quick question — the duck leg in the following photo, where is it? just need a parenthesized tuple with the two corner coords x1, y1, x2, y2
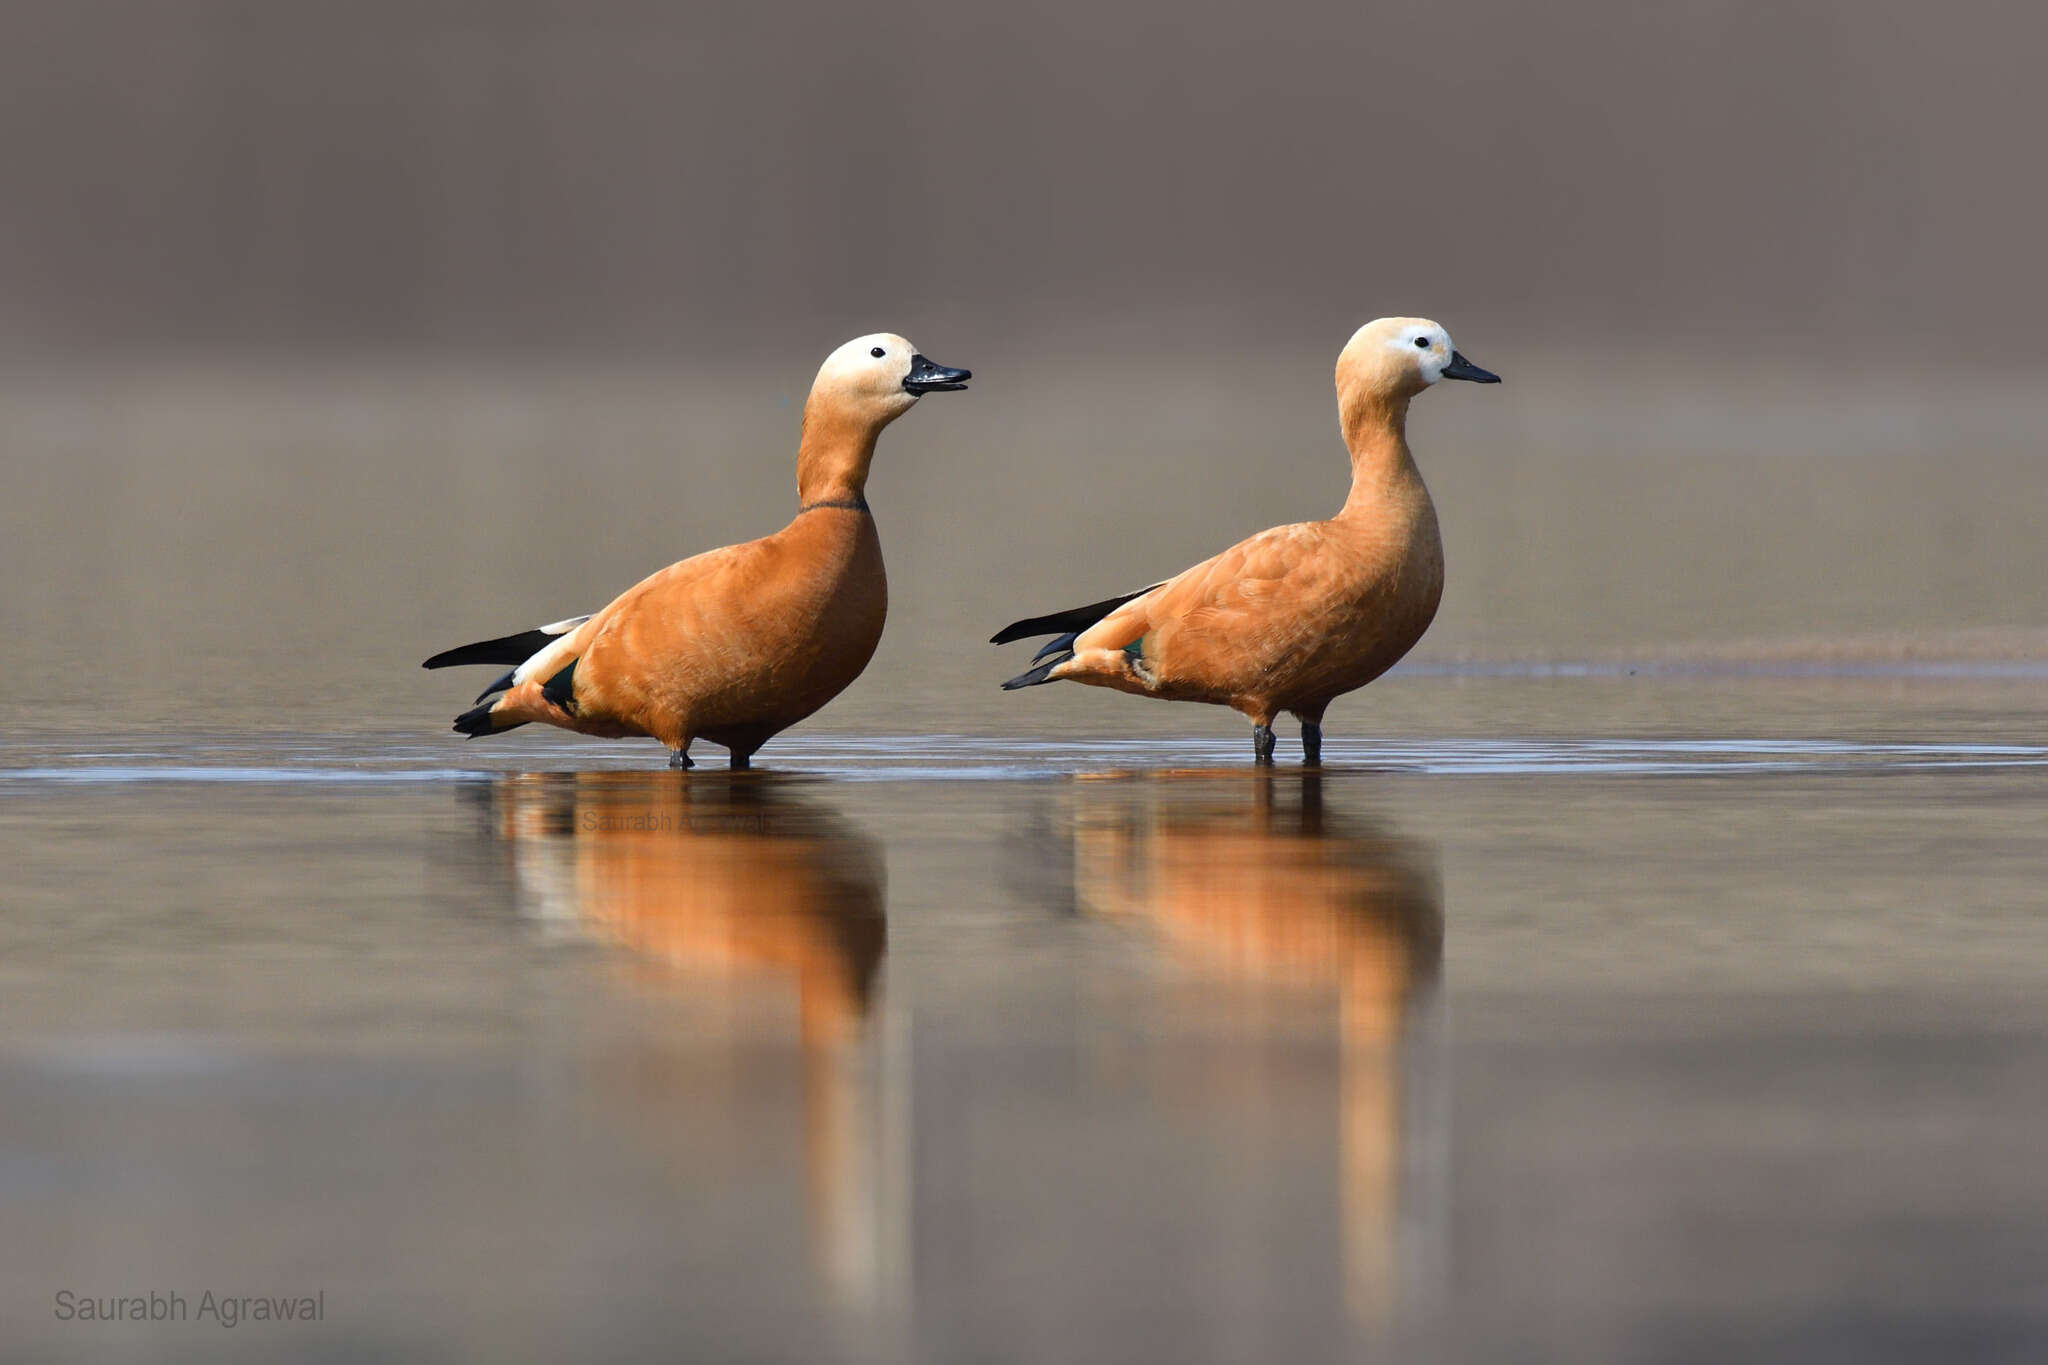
(1301, 722, 1323, 768)
(668, 747, 694, 770)
(729, 750, 752, 771)
(1252, 724, 1277, 765)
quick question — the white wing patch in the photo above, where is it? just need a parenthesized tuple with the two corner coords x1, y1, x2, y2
(512, 615, 594, 686)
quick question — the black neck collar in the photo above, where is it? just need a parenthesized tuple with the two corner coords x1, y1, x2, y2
(799, 495, 870, 514)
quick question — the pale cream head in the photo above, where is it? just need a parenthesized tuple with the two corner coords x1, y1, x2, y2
(1338, 317, 1448, 397)
(808, 333, 971, 430)
(1335, 316, 1499, 402)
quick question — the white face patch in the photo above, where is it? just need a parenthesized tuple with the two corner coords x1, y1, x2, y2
(1386, 324, 1453, 384)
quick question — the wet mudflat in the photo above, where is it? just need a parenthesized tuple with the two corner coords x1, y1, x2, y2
(3, 683, 2045, 1363)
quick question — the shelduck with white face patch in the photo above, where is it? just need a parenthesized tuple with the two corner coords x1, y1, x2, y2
(423, 332, 970, 769)
(992, 316, 1498, 765)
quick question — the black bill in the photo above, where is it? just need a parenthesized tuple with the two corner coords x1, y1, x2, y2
(1440, 350, 1501, 384)
(904, 353, 972, 394)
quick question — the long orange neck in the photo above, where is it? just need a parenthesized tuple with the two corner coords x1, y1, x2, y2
(1338, 388, 1420, 516)
(795, 401, 881, 508)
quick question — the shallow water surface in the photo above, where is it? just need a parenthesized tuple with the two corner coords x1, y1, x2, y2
(2, 712, 2045, 1362)
(5, 360, 2047, 1358)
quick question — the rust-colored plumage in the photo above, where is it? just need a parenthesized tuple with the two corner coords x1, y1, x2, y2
(425, 334, 969, 768)
(994, 317, 1498, 764)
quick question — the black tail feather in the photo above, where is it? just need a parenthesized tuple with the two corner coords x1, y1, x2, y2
(989, 583, 1164, 646)
(1002, 651, 1073, 690)
(424, 629, 559, 670)
(1031, 631, 1079, 664)
(473, 670, 516, 703)
(452, 701, 523, 738)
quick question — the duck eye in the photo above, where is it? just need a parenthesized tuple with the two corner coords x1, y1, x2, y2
(870, 347, 886, 358)
(1415, 337, 1430, 349)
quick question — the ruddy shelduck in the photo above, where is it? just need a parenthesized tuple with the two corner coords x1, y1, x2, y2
(424, 334, 970, 768)
(992, 317, 1497, 764)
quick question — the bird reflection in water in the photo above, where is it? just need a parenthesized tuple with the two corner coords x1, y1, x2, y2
(481, 772, 899, 1315)
(1068, 770, 1444, 1334)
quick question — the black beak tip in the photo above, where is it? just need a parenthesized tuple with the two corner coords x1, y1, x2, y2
(904, 353, 972, 395)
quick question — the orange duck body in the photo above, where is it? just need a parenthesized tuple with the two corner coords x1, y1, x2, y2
(994, 317, 1497, 764)
(425, 334, 968, 769)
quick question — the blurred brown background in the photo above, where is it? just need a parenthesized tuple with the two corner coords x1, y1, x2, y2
(4, 0, 2043, 362)
(2, 0, 2044, 738)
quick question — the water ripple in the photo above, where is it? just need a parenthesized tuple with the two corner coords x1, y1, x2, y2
(2, 735, 2045, 785)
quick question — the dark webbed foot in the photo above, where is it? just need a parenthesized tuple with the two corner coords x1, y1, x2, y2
(669, 749, 694, 770)
(1252, 724, 1276, 765)
(1302, 721, 1322, 767)
(729, 752, 752, 771)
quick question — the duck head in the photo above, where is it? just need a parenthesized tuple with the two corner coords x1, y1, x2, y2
(1336, 317, 1499, 405)
(798, 333, 971, 505)
(808, 332, 971, 432)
